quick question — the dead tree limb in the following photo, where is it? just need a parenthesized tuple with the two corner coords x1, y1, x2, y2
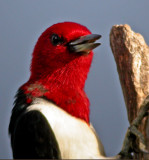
(110, 24, 149, 159)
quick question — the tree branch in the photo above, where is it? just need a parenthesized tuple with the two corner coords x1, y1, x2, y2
(110, 24, 149, 159)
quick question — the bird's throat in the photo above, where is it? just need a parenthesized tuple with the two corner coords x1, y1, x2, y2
(23, 54, 93, 124)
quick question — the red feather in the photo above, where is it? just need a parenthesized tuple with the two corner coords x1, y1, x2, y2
(22, 22, 94, 124)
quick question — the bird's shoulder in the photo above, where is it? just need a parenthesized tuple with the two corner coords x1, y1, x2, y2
(9, 89, 61, 158)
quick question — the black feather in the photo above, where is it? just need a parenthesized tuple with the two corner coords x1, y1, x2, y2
(9, 89, 61, 159)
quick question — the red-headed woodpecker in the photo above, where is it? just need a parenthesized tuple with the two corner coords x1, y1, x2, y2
(9, 22, 106, 159)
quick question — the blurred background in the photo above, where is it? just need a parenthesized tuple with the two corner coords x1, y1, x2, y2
(0, 0, 149, 158)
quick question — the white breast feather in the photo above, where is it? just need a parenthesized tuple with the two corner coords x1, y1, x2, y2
(27, 98, 106, 159)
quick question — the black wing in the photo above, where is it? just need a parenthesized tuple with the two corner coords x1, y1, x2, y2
(9, 89, 61, 159)
(12, 110, 61, 159)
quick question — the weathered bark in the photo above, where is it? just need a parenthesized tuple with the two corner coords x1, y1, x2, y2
(110, 24, 149, 159)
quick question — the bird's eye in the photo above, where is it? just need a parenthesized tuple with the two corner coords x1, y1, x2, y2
(51, 34, 63, 46)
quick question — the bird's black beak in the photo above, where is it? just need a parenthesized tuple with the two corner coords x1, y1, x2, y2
(68, 34, 101, 55)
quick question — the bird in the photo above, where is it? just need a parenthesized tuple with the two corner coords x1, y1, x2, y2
(9, 21, 107, 159)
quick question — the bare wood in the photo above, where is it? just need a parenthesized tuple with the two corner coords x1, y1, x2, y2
(110, 24, 149, 159)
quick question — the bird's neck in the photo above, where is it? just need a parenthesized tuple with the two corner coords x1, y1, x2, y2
(22, 54, 93, 124)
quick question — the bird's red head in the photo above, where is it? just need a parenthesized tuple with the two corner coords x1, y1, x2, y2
(22, 22, 101, 123)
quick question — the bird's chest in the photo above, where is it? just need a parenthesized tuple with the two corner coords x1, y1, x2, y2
(27, 98, 104, 159)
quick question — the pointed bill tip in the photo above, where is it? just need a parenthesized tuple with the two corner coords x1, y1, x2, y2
(68, 34, 101, 54)
(69, 34, 102, 45)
